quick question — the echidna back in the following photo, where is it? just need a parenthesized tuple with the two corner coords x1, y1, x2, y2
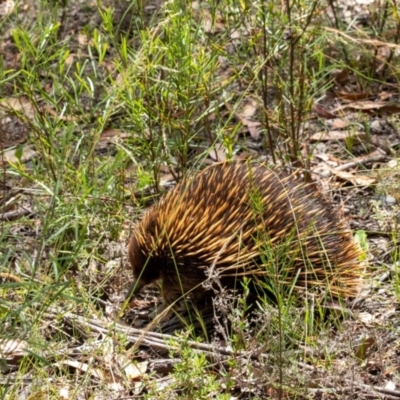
(128, 163, 363, 305)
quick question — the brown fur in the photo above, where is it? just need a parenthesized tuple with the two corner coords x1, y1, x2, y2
(127, 163, 364, 308)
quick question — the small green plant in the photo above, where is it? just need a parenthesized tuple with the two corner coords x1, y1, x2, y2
(143, 331, 224, 399)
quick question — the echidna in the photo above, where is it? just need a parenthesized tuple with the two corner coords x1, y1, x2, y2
(127, 163, 363, 312)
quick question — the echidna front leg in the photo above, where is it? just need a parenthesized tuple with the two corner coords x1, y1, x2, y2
(146, 284, 181, 320)
(148, 280, 203, 320)
(125, 277, 148, 302)
(125, 278, 173, 320)
(146, 290, 180, 320)
(147, 301, 172, 320)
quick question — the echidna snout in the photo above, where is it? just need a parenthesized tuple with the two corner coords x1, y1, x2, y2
(126, 163, 363, 311)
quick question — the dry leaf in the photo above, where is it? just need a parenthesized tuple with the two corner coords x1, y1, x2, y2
(55, 360, 105, 380)
(0, 339, 27, 372)
(355, 337, 376, 361)
(310, 130, 363, 142)
(329, 118, 349, 129)
(0, 96, 35, 119)
(58, 386, 71, 400)
(78, 34, 88, 47)
(384, 381, 396, 391)
(210, 142, 227, 162)
(330, 169, 376, 186)
(233, 151, 248, 161)
(334, 100, 400, 114)
(107, 382, 125, 392)
(3, 145, 38, 163)
(336, 91, 370, 101)
(159, 173, 176, 188)
(240, 102, 257, 118)
(330, 68, 348, 85)
(234, 100, 261, 139)
(312, 104, 336, 119)
(100, 128, 128, 142)
(0, 339, 27, 359)
(65, 54, 75, 66)
(246, 120, 262, 139)
(0, 272, 23, 282)
(358, 312, 375, 325)
(0, 0, 15, 16)
(235, 114, 261, 139)
(356, 0, 375, 5)
(101, 337, 114, 365)
(123, 360, 148, 380)
(44, 105, 77, 121)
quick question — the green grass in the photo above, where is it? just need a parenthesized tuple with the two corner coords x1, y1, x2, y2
(1, 0, 400, 398)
